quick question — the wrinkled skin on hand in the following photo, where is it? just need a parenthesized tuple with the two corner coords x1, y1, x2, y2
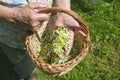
(14, 2, 49, 31)
(55, 13, 86, 56)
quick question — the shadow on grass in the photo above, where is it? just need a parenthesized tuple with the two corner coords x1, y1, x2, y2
(0, 47, 20, 80)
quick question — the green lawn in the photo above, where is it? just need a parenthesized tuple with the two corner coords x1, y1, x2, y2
(0, 0, 120, 80)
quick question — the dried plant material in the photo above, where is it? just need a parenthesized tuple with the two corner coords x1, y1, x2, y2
(36, 26, 72, 64)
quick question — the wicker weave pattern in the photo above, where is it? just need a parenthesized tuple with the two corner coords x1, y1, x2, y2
(26, 7, 90, 76)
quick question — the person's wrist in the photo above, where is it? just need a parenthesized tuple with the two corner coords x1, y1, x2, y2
(57, 12, 70, 19)
(56, 0, 71, 10)
(13, 8, 22, 22)
(4, 8, 18, 22)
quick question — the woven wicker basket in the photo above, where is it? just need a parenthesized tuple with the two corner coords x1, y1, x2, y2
(26, 7, 90, 76)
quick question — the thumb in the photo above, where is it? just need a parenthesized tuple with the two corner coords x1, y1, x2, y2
(78, 30, 86, 37)
(74, 27, 86, 37)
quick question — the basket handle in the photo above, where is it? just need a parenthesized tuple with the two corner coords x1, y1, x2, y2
(38, 7, 89, 35)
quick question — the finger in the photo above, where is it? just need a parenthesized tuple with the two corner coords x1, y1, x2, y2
(29, 2, 47, 9)
(78, 30, 86, 37)
(65, 30, 74, 56)
(35, 13, 49, 21)
(74, 26, 86, 37)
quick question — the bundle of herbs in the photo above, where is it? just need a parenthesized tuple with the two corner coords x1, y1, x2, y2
(36, 26, 73, 64)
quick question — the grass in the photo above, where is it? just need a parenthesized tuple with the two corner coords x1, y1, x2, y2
(0, 0, 120, 80)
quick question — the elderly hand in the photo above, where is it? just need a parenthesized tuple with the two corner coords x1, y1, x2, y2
(14, 2, 49, 31)
(55, 13, 86, 56)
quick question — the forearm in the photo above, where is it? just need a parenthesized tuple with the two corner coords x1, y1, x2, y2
(0, 5, 16, 22)
(56, 0, 71, 10)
